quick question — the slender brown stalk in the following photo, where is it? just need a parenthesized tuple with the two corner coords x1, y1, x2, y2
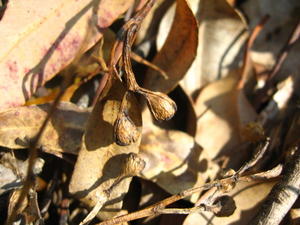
(92, 0, 156, 104)
(131, 52, 168, 79)
(96, 186, 204, 225)
(238, 15, 270, 89)
(254, 19, 300, 108)
(97, 166, 281, 225)
(268, 20, 300, 80)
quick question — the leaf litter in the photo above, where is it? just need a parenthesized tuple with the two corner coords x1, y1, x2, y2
(0, 0, 300, 225)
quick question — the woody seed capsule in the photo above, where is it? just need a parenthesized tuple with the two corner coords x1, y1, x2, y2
(122, 153, 146, 176)
(114, 112, 139, 146)
(141, 90, 177, 121)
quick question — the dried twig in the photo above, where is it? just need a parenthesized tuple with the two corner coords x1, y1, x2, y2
(250, 146, 300, 225)
(236, 137, 270, 175)
(268, 20, 300, 80)
(79, 193, 108, 225)
(97, 138, 279, 225)
(131, 52, 168, 79)
(96, 170, 280, 225)
(254, 19, 300, 108)
(238, 15, 270, 89)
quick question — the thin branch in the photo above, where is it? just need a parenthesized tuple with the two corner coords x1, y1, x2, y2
(97, 167, 281, 225)
(254, 19, 300, 108)
(238, 15, 270, 89)
(156, 205, 208, 215)
(250, 146, 300, 225)
(96, 186, 203, 225)
(236, 137, 270, 175)
(268, 20, 300, 80)
(92, 0, 156, 104)
(131, 52, 168, 79)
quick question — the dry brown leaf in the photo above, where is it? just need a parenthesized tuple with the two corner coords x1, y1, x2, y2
(140, 126, 219, 203)
(7, 189, 29, 222)
(183, 180, 275, 225)
(69, 78, 142, 220)
(182, 0, 247, 95)
(25, 81, 86, 106)
(0, 0, 133, 110)
(25, 29, 116, 106)
(0, 102, 89, 156)
(143, 0, 198, 94)
(195, 70, 257, 163)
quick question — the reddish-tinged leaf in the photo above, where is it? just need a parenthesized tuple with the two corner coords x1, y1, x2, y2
(0, 0, 133, 110)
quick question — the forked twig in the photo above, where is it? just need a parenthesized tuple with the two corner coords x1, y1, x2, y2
(97, 138, 280, 225)
(236, 137, 270, 175)
(79, 1, 158, 223)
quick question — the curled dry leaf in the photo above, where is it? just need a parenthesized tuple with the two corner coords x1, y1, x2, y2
(140, 126, 219, 203)
(195, 70, 257, 164)
(69, 78, 142, 220)
(183, 180, 275, 225)
(143, 0, 198, 94)
(0, 102, 89, 156)
(157, 0, 247, 94)
(0, 0, 133, 110)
